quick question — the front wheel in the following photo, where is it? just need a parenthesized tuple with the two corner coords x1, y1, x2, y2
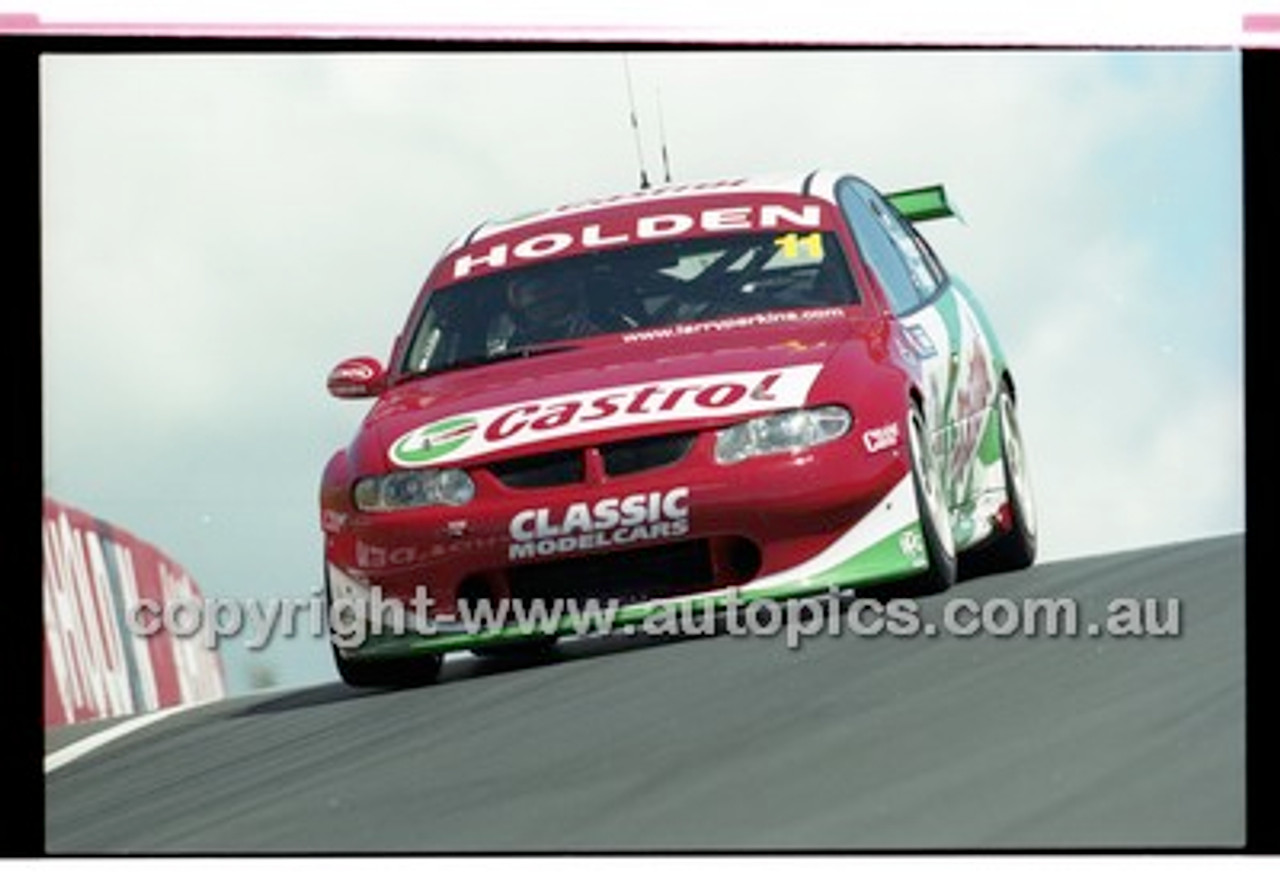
(904, 406, 958, 595)
(325, 569, 444, 688)
(333, 649, 443, 689)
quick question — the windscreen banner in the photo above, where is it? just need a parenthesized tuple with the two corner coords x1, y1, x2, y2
(42, 497, 226, 727)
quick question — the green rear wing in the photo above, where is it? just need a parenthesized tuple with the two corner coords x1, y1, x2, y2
(885, 184, 962, 223)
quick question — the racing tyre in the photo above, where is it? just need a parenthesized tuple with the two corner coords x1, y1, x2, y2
(333, 650, 443, 689)
(976, 386, 1037, 572)
(904, 405, 957, 595)
(324, 569, 444, 688)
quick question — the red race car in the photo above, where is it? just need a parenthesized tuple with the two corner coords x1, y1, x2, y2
(320, 171, 1036, 686)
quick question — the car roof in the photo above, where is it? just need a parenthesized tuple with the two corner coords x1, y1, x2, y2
(445, 169, 852, 255)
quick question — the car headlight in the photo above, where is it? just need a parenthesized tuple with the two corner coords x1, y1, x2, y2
(353, 468, 476, 512)
(714, 405, 852, 464)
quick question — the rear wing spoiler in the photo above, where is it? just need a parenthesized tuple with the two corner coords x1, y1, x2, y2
(885, 184, 963, 223)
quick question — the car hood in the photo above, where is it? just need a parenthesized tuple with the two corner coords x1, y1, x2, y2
(359, 315, 868, 471)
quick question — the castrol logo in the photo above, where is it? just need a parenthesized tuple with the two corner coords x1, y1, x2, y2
(388, 364, 823, 468)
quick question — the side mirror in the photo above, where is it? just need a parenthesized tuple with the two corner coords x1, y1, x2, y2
(327, 356, 387, 399)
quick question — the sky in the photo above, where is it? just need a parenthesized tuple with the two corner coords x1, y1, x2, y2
(40, 49, 1244, 694)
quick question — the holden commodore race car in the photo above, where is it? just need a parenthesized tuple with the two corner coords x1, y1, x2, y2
(320, 171, 1036, 686)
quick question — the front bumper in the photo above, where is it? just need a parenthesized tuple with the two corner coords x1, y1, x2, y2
(324, 431, 931, 659)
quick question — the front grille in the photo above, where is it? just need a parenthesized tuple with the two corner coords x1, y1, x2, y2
(506, 540, 714, 605)
(489, 450, 584, 488)
(486, 432, 696, 489)
(600, 432, 697, 477)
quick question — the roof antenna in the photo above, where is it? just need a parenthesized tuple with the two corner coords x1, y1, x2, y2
(656, 85, 672, 184)
(622, 55, 651, 190)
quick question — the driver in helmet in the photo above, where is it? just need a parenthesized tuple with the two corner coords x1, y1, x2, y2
(505, 269, 599, 345)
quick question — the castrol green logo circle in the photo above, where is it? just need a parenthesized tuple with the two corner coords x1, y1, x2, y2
(390, 416, 478, 466)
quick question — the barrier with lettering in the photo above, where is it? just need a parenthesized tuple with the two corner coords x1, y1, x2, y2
(42, 497, 226, 727)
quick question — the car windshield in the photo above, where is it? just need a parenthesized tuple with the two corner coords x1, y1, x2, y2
(401, 230, 858, 376)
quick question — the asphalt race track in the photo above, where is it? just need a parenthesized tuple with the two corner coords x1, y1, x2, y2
(45, 534, 1244, 852)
